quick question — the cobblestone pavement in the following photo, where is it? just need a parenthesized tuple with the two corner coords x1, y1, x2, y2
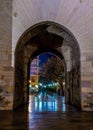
(0, 92, 93, 130)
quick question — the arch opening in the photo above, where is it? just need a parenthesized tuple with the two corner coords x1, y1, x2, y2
(14, 21, 81, 110)
(29, 52, 65, 94)
(28, 52, 66, 112)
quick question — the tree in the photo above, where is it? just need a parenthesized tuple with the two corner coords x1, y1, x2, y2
(39, 56, 65, 88)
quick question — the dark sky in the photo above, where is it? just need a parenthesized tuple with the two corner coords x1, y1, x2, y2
(39, 53, 54, 67)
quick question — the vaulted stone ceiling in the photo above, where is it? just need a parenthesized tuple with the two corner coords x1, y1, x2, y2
(12, 0, 93, 56)
(0, 0, 93, 60)
(0, 0, 93, 111)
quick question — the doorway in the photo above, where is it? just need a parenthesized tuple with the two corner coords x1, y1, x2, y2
(14, 21, 81, 110)
(28, 52, 66, 112)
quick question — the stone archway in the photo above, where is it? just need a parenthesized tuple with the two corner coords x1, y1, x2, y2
(13, 21, 81, 109)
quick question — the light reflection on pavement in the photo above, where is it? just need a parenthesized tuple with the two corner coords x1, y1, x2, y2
(28, 91, 72, 113)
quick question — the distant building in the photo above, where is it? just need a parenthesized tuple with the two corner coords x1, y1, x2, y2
(30, 56, 39, 86)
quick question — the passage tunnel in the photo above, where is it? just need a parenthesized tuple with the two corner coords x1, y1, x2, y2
(14, 21, 81, 110)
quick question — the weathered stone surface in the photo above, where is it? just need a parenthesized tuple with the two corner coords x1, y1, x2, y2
(0, 0, 93, 111)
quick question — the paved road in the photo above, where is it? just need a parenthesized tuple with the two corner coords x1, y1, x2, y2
(0, 91, 93, 130)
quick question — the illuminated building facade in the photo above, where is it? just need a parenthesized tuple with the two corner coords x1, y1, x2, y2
(30, 56, 39, 87)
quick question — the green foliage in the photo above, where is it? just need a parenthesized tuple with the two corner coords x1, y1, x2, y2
(39, 56, 65, 84)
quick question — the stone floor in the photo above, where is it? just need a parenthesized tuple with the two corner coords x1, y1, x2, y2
(0, 91, 93, 130)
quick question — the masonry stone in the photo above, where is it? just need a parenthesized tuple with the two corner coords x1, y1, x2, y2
(0, 0, 93, 111)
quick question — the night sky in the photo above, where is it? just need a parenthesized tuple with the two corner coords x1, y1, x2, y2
(39, 53, 54, 67)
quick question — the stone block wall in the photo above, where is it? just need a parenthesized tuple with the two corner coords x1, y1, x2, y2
(81, 58, 93, 111)
(0, 0, 14, 110)
(0, 0, 93, 111)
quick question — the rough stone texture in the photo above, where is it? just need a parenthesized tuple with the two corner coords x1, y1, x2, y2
(12, 0, 93, 111)
(0, 0, 14, 110)
(0, 0, 93, 110)
(13, 22, 81, 110)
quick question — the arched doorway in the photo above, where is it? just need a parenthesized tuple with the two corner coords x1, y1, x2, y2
(29, 51, 65, 91)
(13, 21, 81, 110)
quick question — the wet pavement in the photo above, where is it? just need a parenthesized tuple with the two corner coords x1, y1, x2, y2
(0, 91, 93, 130)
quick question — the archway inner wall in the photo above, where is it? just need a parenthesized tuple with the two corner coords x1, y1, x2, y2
(11, 0, 93, 112)
(14, 22, 81, 110)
